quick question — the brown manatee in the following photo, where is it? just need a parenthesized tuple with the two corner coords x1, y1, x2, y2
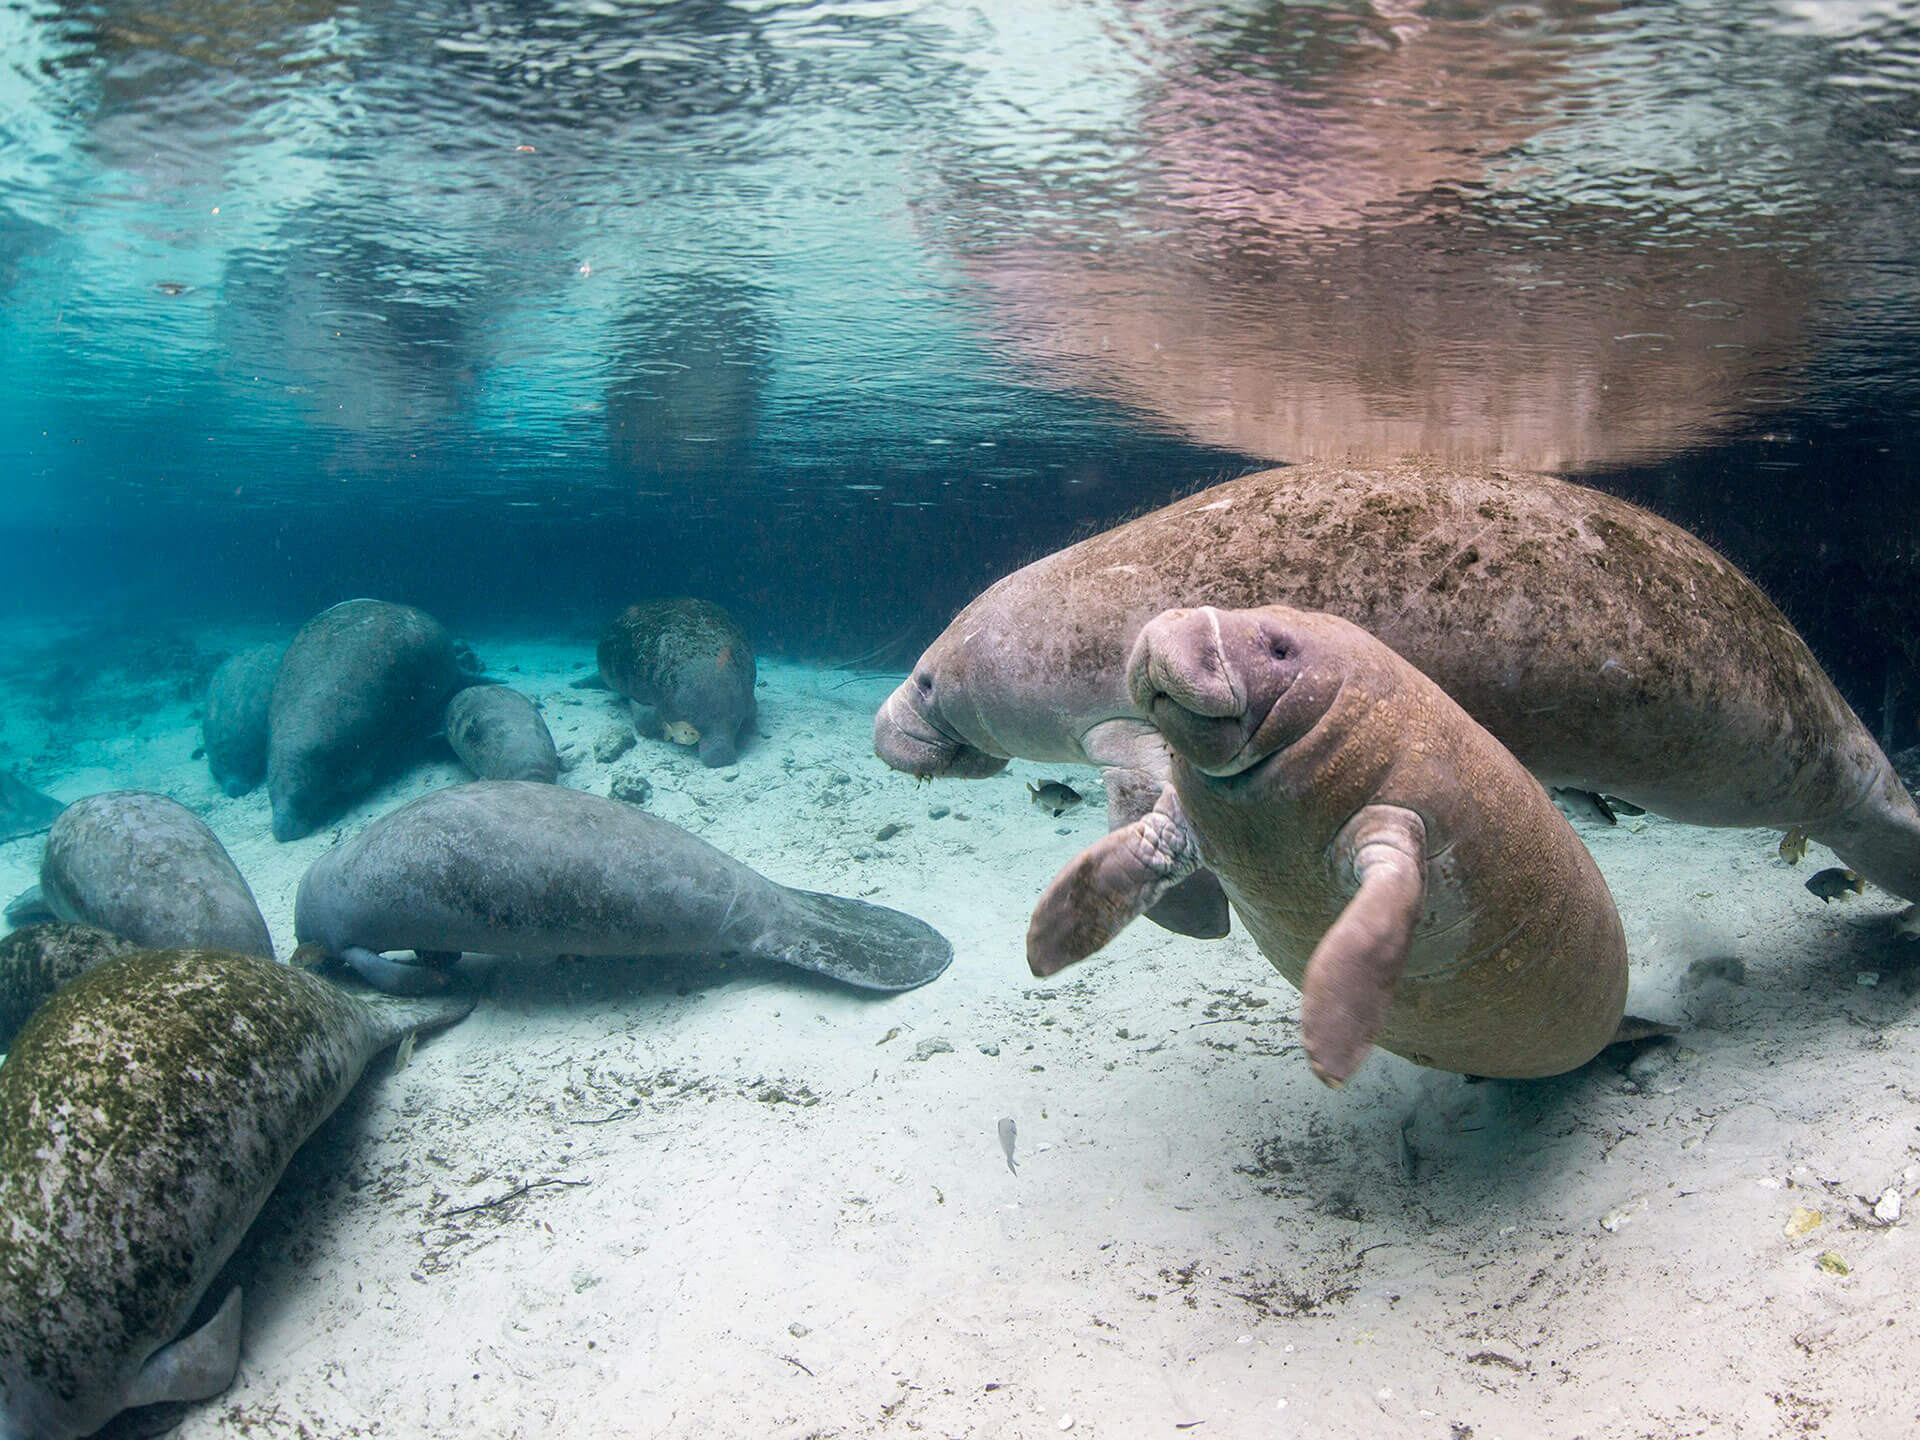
(1028, 605, 1630, 1084)
(268, 599, 479, 841)
(294, 781, 950, 993)
(875, 458, 1920, 907)
(0, 949, 470, 1440)
(597, 598, 756, 767)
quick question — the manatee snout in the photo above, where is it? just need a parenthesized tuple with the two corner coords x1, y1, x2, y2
(1127, 607, 1276, 775)
(873, 678, 1010, 779)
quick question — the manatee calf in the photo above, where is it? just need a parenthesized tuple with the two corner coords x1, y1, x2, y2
(597, 597, 757, 767)
(445, 684, 560, 783)
(1029, 605, 1630, 1084)
(0, 771, 64, 844)
(268, 599, 478, 841)
(0, 948, 469, 1440)
(876, 458, 1920, 906)
(30, 791, 273, 959)
(0, 921, 137, 1047)
(202, 642, 284, 797)
(294, 781, 951, 993)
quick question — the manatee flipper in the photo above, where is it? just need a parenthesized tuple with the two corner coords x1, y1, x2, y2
(1028, 788, 1203, 976)
(340, 945, 455, 996)
(569, 673, 609, 691)
(1608, 1015, 1679, 1047)
(5, 884, 54, 926)
(628, 700, 665, 739)
(0, 770, 65, 843)
(1302, 807, 1429, 1088)
(1102, 767, 1230, 939)
(124, 1286, 243, 1410)
(1143, 871, 1230, 940)
(1809, 765, 1920, 907)
(754, 891, 953, 991)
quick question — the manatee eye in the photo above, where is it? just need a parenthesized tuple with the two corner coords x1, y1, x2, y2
(1269, 638, 1291, 659)
(914, 671, 934, 694)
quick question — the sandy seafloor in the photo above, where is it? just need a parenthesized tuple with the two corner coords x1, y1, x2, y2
(4, 618, 1920, 1440)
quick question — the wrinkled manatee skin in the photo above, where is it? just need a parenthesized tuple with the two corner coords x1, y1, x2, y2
(1139, 605, 1628, 1079)
(0, 922, 138, 1048)
(267, 599, 474, 841)
(445, 685, 560, 783)
(0, 949, 467, 1440)
(39, 791, 273, 959)
(202, 643, 284, 797)
(597, 598, 757, 767)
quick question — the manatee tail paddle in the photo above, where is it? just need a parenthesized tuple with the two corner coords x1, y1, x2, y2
(757, 890, 954, 991)
(358, 988, 477, 1044)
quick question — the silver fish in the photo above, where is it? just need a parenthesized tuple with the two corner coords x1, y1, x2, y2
(1028, 780, 1084, 818)
(997, 1116, 1018, 1174)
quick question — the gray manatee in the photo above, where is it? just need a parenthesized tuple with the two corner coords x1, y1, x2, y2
(0, 922, 138, 1048)
(597, 597, 756, 767)
(201, 642, 284, 797)
(34, 791, 273, 959)
(268, 599, 477, 841)
(0, 948, 469, 1440)
(876, 458, 1920, 908)
(294, 781, 950, 993)
(445, 684, 560, 783)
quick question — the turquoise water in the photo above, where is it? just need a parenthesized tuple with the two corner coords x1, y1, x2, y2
(7, 8, 1920, 1437)
(1, 0, 1918, 710)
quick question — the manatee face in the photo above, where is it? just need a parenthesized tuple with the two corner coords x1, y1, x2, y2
(1126, 606, 1332, 779)
(671, 666, 752, 767)
(875, 656, 1021, 783)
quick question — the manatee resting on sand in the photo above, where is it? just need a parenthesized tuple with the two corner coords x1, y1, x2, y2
(0, 772, 64, 844)
(0, 949, 470, 1440)
(32, 791, 273, 959)
(0, 922, 137, 1048)
(294, 781, 951, 993)
(598, 597, 757, 767)
(268, 599, 478, 841)
(445, 684, 560, 783)
(876, 458, 1920, 907)
(202, 642, 284, 797)
(1029, 605, 1631, 1084)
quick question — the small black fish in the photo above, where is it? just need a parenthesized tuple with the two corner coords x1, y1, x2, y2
(1028, 780, 1083, 818)
(1805, 866, 1866, 903)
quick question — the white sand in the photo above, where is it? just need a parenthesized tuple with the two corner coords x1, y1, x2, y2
(4, 623, 1919, 1440)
